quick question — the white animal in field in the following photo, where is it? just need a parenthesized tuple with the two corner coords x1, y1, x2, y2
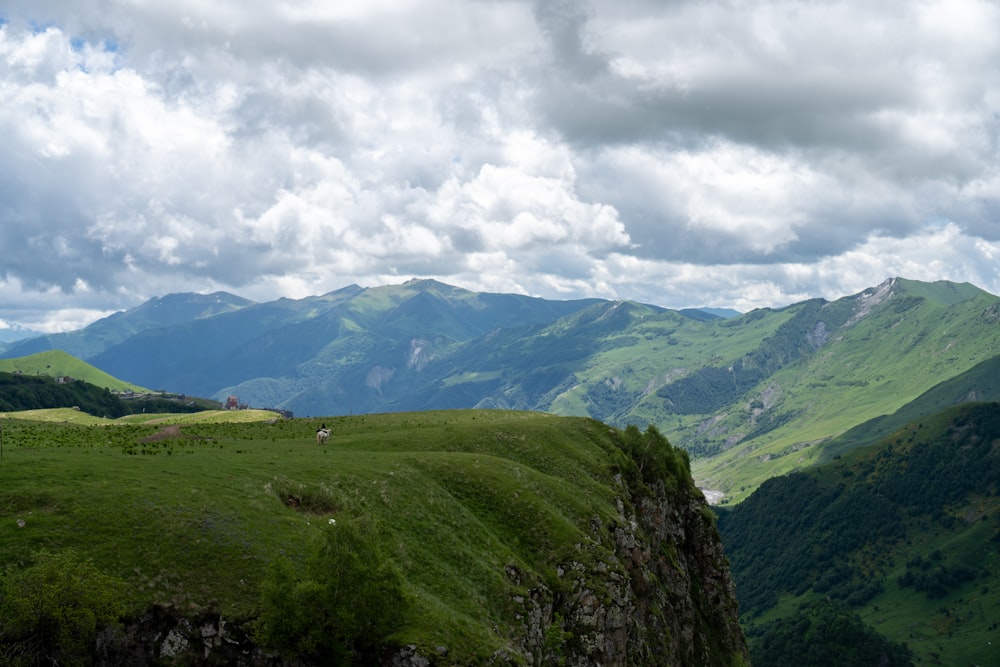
(316, 428, 330, 445)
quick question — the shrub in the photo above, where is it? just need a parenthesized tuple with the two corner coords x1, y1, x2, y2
(255, 517, 408, 665)
(0, 550, 127, 666)
(618, 424, 692, 491)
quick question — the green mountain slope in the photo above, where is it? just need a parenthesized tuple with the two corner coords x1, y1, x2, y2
(86, 285, 365, 394)
(717, 401, 1000, 666)
(94, 279, 604, 409)
(0, 411, 748, 665)
(1, 292, 253, 360)
(819, 352, 1000, 462)
(689, 278, 1000, 502)
(4, 277, 998, 502)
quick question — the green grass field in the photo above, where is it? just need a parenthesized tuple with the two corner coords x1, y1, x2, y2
(0, 409, 628, 662)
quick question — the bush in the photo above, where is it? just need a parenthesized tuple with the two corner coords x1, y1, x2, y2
(0, 550, 127, 666)
(618, 424, 692, 491)
(255, 517, 408, 664)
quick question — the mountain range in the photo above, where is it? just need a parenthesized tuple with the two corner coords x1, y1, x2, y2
(3, 276, 999, 502)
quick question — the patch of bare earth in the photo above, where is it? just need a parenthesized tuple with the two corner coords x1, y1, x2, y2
(139, 425, 207, 443)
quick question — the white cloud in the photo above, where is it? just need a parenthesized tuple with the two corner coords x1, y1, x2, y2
(0, 1, 998, 333)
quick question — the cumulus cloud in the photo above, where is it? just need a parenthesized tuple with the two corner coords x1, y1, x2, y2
(0, 0, 998, 332)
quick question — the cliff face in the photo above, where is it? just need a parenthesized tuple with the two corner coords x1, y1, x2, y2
(622, 480, 748, 666)
(501, 474, 748, 666)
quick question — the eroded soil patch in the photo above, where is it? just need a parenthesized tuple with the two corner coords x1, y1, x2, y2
(139, 425, 208, 443)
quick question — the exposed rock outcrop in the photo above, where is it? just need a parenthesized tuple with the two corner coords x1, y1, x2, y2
(96, 606, 276, 666)
(501, 473, 748, 666)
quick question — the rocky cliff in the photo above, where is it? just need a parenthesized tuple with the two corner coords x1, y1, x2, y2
(497, 471, 748, 666)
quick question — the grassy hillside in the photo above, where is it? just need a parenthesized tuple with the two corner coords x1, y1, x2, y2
(817, 353, 1000, 463)
(0, 350, 149, 393)
(717, 401, 1000, 666)
(690, 279, 1000, 503)
(0, 409, 743, 665)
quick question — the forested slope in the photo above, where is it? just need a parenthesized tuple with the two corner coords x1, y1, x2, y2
(718, 401, 1000, 666)
(0, 372, 203, 418)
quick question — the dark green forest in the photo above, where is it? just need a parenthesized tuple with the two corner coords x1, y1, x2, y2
(0, 372, 205, 418)
(748, 600, 913, 667)
(719, 402, 1000, 617)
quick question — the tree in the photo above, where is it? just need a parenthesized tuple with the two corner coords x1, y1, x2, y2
(0, 550, 127, 666)
(256, 517, 408, 665)
(751, 600, 912, 667)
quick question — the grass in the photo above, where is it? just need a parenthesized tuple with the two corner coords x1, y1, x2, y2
(691, 290, 1000, 504)
(0, 408, 281, 425)
(0, 409, 629, 662)
(0, 350, 150, 393)
(858, 519, 1000, 667)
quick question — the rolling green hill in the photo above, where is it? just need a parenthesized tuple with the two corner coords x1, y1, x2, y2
(717, 401, 1000, 666)
(0, 351, 217, 418)
(0, 410, 747, 665)
(0, 350, 149, 392)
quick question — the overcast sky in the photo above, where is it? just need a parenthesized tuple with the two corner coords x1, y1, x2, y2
(2, 0, 999, 333)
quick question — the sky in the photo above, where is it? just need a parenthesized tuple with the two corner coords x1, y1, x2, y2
(1, 0, 999, 334)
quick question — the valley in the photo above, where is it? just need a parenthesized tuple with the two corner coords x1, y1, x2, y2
(717, 401, 1000, 666)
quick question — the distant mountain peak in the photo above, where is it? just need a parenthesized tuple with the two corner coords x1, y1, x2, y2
(320, 284, 364, 298)
(400, 277, 449, 289)
(142, 291, 253, 308)
(891, 277, 991, 305)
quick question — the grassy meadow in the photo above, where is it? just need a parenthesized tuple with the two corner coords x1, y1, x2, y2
(0, 408, 629, 661)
